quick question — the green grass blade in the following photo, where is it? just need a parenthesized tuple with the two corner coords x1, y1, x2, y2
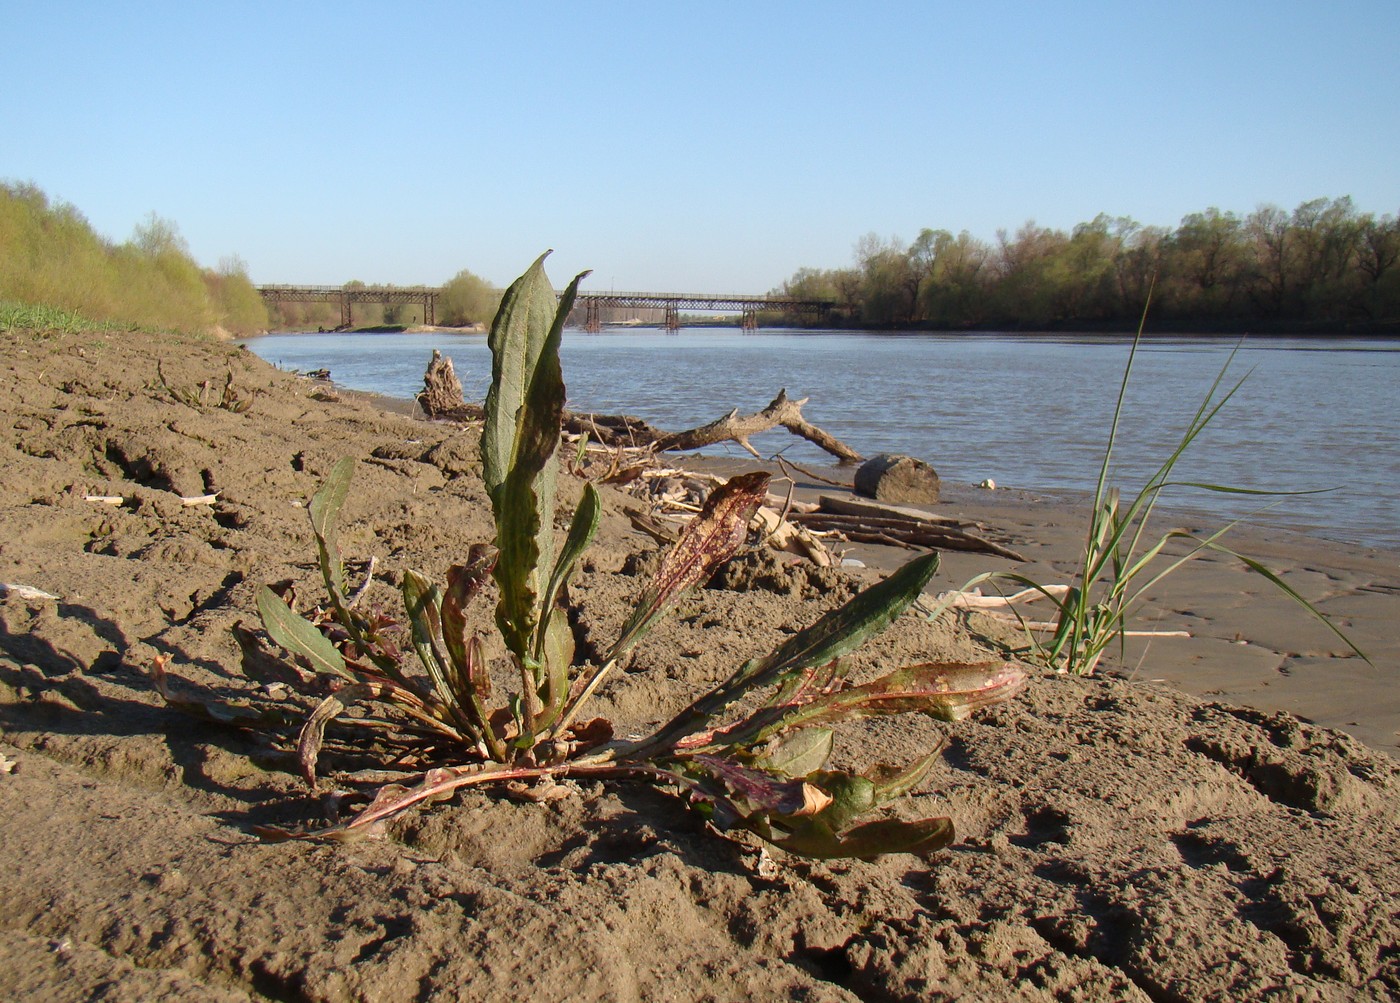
(1205, 541, 1369, 662)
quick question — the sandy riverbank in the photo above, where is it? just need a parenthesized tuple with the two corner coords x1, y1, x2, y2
(1, 324, 1398, 1000)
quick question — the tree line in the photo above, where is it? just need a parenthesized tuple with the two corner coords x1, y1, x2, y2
(0, 181, 269, 335)
(1, 181, 505, 335)
(775, 197, 1399, 332)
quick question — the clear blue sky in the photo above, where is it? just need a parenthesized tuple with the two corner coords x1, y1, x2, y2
(5, 2, 1396, 293)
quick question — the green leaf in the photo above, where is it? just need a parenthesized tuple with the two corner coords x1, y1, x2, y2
(803, 769, 877, 834)
(535, 481, 600, 663)
(308, 457, 355, 602)
(536, 607, 575, 728)
(864, 751, 942, 804)
(712, 763, 955, 860)
(622, 550, 941, 762)
(749, 728, 834, 778)
(732, 551, 941, 699)
(402, 570, 468, 722)
(482, 255, 590, 664)
(256, 585, 351, 680)
(770, 815, 955, 861)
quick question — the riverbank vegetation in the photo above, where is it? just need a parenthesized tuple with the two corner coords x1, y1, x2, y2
(776, 197, 1400, 332)
(0, 181, 268, 335)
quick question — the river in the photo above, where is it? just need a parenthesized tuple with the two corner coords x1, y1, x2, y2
(242, 329, 1400, 550)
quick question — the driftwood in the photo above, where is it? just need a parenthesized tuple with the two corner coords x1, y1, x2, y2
(789, 494, 1029, 562)
(648, 390, 863, 463)
(418, 353, 862, 463)
(417, 351, 483, 421)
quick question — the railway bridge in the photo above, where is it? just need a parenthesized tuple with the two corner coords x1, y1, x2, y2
(256, 285, 835, 331)
(256, 285, 440, 328)
(572, 292, 834, 331)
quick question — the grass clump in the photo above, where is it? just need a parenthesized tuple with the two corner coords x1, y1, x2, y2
(157, 253, 1026, 860)
(937, 291, 1365, 676)
(0, 301, 122, 335)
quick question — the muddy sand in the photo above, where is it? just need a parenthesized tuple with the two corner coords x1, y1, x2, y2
(2, 325, 1398, 1001)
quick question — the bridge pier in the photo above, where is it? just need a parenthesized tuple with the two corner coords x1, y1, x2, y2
(664, 305, 680, 332)
(741, 306, 759, 331)
(340, 293, 352, 329)
(584, 300, 601, 333)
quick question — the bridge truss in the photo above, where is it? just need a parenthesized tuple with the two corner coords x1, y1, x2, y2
(573, 292, 835, 332)
(257, 286, 835, 332)
(257, 285, 439, 328)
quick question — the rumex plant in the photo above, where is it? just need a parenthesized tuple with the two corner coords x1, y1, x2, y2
(176, 254, 1026, 859)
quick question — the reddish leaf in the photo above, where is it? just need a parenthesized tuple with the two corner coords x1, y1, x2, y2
(690, 753, 831, 817)
(773, 660, 1028, 732)
(613, 472, 770, 656)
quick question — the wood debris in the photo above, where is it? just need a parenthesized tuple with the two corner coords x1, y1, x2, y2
(789, 495, 1028, 562)
(418, 353, 862, 462)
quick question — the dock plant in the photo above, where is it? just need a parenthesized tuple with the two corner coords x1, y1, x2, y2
(932, 288, 1365, 676)
(190, 253, 1026, 860)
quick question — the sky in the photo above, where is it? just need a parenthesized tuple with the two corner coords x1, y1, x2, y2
(4, 2, 1397, 294)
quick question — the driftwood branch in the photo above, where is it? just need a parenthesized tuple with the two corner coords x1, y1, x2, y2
(790, 495, 1029, 562)
(649, 389, 862, 463)
(418, 353, 862, 463)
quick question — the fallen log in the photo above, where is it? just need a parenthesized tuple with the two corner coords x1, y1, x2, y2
(418, 352, 863, 463)
(816, 493, 969, 527)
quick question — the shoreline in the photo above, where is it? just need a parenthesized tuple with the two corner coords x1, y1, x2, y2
(681, 454, 1400, 759)
(331, 380, 1400, 757)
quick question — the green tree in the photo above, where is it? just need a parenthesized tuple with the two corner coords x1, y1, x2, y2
(1243, 204, 1294, 318)
(1165, 208, 1246, 319)
(1112, 220, 1167, 317)
(990, 222, 1069, 325)
(439, 268, 501, 326)
(914, 229, 990, 327)
(1290, 197, 1360, 320)
(205, 254, 268, 335)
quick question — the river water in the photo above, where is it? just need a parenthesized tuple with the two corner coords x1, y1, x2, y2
(243, 329, 1400, 550)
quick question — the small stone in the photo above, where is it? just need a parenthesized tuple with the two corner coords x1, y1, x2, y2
(854, 453, 941, 504)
